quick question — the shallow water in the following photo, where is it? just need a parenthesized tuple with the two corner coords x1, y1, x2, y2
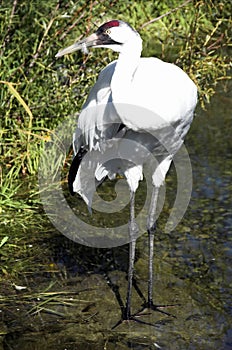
(1, 83, 232, 350)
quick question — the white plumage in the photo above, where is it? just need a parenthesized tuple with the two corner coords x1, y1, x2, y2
(56, 20, 197, 322)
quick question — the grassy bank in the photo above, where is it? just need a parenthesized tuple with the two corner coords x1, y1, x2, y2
(0, 0, 231, 218)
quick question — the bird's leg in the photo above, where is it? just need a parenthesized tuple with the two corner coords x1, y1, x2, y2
(113, 191, 156, 329)
(134, 185, 177, 318)
(124, 191, 138, 320)
(147, 185, 159, 307)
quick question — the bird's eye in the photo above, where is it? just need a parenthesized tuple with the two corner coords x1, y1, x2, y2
(105, 29, 111, 35)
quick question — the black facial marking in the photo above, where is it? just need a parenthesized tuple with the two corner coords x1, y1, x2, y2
(95, 20, 122, 46)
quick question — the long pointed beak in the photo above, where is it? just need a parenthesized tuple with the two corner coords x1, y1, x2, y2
(55, 33, 98, 58)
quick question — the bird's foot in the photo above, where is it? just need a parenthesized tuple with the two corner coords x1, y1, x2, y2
(112, 301, 179, 329)
(112, 311, 158, 329)
(135, 300, 180, 318)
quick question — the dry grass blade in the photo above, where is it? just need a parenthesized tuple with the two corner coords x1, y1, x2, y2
(140, 0, 193, 29)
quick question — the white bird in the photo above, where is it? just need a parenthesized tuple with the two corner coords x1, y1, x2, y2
(56, 20, 197, 322)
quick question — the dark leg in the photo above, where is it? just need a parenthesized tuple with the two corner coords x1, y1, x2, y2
(112, 188, 175, 329)
(124, 191, 138, 320)
(147, 186, 159, 306)
(138, 185, 177, 318)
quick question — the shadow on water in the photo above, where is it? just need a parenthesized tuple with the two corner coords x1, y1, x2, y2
(1, 83, 232, 350)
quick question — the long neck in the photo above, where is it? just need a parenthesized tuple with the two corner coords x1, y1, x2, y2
(110, 35, 142, 104)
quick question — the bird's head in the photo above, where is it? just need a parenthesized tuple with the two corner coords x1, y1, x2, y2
(56, 20, 142, 57)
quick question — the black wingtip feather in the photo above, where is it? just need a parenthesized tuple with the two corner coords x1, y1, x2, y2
(68, 147, 87, 195)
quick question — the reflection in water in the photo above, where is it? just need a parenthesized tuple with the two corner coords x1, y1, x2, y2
(2, 85, 232, 349)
